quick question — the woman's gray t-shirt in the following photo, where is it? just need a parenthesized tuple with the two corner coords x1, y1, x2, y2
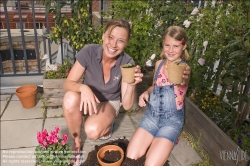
(76, 44, 135, 102)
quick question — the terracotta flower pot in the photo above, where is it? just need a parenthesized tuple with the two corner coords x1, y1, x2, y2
(16, 84, 37, 109)
(97, 145, 124, 166)
(166, 61, 187, 84)
(120, 65, 135, 83)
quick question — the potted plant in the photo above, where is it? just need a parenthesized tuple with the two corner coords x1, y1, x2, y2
(35, 127, 72, 166)
(120, 63, 136, 83)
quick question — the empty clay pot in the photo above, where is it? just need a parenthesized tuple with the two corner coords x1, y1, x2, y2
(97, 145, 124, 166)
(16, 84, 37, 109)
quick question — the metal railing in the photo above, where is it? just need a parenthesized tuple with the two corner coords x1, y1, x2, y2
(0, 0, 104, 78)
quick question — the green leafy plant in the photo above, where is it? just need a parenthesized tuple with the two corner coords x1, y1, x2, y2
(35, 127, 72, 166)
(227, 123, 250, 155)
(44, 0, 103, 51)
(121, 63, 133, 68)
(184, 0, 250, 127)
(190, 89, 235, 132)
(44, 56, 73, 79)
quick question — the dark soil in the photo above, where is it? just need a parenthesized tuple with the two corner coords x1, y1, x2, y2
(82, 138, 169, 166)
(102, 150, 121, 163)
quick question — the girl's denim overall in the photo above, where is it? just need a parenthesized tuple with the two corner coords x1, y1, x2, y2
(138, 59, 184, 145)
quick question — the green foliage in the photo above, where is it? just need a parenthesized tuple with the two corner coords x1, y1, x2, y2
(121, 63, 133, 68)
(185, 0, 250, 126)
(105, 1, 160, 68)
(190, 89, 235, 132)
(44, 0, 103, 51)
(44, 56, 73, 79)
(35, 144, 71, 166)
(227, 123, 250, 155)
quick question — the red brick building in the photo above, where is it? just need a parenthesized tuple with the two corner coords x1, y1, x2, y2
(0, 0, 73, 30)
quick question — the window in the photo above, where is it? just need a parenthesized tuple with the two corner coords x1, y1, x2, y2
(16, 22, 25, 29)
(36, 23, 43, 29)
(0, 22, 4, 29)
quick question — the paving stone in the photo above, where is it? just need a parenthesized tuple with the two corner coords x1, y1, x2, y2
(11, 94, 19, 101)
(1, 100, 44, 121)
(1, 100, 8, 116)
(0, 94, 11, 101)
(0, 147, 36, 166)
(171, 138, 203, 165)
(46, 107, 64, 118)
(0, 95, 11, 116)
(1, 119, 43, 149)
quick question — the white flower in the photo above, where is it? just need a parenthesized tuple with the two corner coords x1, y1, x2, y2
(203, 41, 208, 48)
(226, 11, 230, 16)
(215, 21, 219, 27)
(150, 54, 156, 60)
(204, 1, 207, 7)
(198, 58, 205, 66)
(216, 15, 221, 19)
(228, 4, 233, 7)
(196, 14, 204, 22)
(146, 60, 153, 66)
(198, 1, 201, 8)
(183, 20, 191, 28)
(196, 30, 199, 37)
(191, 7, 199, 15)
(202, 41, 208, 55)
(212, 0, 216, 7)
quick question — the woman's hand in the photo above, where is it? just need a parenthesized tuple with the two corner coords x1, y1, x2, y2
(130, 65, 143, 85)
(181, 65, 191, 86)
(79, 85, 100, 115)
(138, 91, 149, 107)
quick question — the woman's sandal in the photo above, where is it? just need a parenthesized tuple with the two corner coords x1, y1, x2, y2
(99, 121, 115, 140)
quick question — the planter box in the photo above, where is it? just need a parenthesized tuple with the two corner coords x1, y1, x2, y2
(184, 98, 250, 166)
(43, 78, 66, 107)
(43, 78, 83, 107)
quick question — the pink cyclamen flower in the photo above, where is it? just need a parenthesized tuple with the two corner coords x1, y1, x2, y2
(54, 126, 60, 133)
(198, 58, 205, 66)
(62, 140, 66, 146)
(63, 134, 68, 141)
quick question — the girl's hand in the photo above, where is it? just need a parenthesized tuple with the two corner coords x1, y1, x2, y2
(138, 91, 149, 107)
(79, 85, 100, 115)
(181, 65, 191, 86)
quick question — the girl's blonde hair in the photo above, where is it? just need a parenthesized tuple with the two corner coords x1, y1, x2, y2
(160, 26, 190, 61)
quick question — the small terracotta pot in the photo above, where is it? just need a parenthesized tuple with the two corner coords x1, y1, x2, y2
(16, 84, 37, 109)
(97, 145, 124, 166)
(120, 66, 135, 83)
